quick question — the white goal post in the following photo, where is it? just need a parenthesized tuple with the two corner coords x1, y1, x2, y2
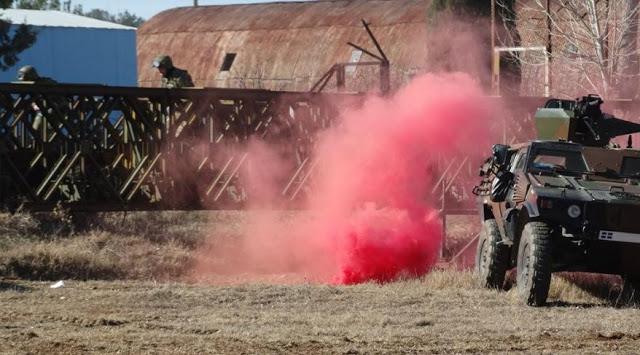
(492, 46, 550, 97)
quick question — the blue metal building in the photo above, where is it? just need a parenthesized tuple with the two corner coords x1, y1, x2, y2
(0, 9, 137, 86)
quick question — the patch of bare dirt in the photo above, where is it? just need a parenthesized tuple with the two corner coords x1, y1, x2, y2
(2, 273, 639, 354)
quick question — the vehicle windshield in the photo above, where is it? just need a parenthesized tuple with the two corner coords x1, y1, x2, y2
(530, 148, 590, 173)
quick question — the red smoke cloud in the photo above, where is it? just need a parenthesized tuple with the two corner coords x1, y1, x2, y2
(192, 72, 493, 284)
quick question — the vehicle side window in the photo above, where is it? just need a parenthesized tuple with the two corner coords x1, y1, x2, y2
(621, 156, 640, 177)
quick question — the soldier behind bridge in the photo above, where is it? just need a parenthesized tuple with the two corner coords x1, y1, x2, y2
(16, 65, 60, 131)
(152, 55, 194, 89)
(17, 65, 57, 85)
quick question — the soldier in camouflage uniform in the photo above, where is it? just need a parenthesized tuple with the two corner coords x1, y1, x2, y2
(16, 65, 60, 130)
(152, 55, 194, 88)
(17, 65, 57, 85)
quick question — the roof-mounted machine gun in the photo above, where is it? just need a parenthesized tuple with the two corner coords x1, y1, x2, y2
(534, 94, 640, 147)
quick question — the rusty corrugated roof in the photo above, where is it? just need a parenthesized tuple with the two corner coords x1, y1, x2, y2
(137, 0, 430, 91)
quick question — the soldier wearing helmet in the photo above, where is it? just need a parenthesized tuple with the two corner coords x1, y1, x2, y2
(152, 54, 194, 89)
(16, 65, 57, 84)
(16, 65, 61, 131)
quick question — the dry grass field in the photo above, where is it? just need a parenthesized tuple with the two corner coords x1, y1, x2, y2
(1, 212, 639, 354)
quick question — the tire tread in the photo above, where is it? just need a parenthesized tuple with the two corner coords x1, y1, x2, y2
(476, 219, 509, 289)
(518, 221, 553, 306)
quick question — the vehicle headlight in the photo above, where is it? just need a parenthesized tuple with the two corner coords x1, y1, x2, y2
(567, 205, 581, 218)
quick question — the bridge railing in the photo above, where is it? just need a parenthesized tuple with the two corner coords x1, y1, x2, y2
(0, 83, 361, 211)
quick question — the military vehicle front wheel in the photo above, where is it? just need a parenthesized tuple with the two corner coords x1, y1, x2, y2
(475, 219, 509, 289)
(517, 222, 553, 306)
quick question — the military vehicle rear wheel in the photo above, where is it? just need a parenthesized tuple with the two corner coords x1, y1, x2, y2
(517, 221, 553, 306)
(475, 219, 509, 289)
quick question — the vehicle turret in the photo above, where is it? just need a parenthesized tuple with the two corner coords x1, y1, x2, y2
(534, 94, 640, 147)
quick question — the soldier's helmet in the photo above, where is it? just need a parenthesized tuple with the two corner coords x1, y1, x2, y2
(17, 65, 39, 81)
(152, 55, 173, 70)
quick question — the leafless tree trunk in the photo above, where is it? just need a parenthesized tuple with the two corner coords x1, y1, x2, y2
(618, 0, 640, 98)
(496, 0, 640, 99)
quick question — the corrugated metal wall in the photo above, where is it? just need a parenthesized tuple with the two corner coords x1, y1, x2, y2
(137, 0, 429, 92)
(0, 26, 137, 86)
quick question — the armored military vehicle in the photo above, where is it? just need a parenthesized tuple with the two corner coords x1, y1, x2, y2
(473, 95, 640, 306)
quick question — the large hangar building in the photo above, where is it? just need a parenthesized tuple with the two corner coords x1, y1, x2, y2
(137, 0, 429, 92)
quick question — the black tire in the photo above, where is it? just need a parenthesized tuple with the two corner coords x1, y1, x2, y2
(619, 277, 640, 307)
(517, 221, 553, 306)
(475, 219, 509, 289)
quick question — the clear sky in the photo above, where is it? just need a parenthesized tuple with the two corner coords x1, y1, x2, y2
(69, 0, 304, 20)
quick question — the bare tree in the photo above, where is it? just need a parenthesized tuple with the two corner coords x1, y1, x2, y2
(0, 0, 37, 71)
(496, 0, 640, 99)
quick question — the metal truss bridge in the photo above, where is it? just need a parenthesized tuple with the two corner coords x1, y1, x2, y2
(2, 83, 633, 213)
